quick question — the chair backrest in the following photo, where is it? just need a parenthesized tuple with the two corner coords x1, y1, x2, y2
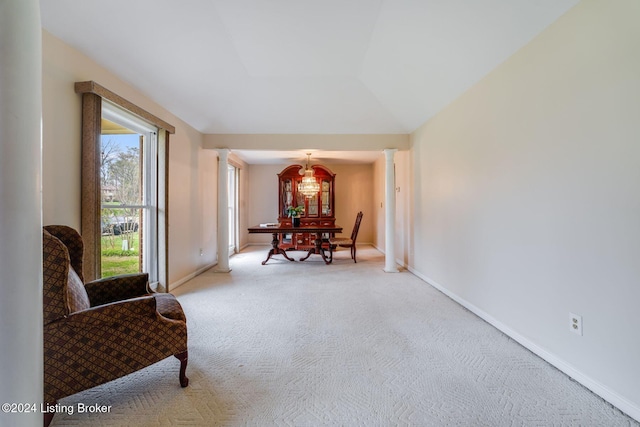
(43, 229, 71, 324)
(43, 227, 91, 325)
(44, 225, 84, 282)
(350, 211, 364, 242)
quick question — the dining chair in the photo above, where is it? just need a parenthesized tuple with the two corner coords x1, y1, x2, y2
(328, 211, 363, 263)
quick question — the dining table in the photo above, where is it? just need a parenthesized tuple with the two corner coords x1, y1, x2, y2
(247, 223, 343, 265)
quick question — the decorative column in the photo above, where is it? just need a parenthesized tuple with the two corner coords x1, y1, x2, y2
(215, 149, 231, 272)
(383, 149, 399, 273)
(0, 1, 43, 426)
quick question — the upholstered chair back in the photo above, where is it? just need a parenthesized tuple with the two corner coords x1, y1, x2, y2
(42, 227, 90, 325)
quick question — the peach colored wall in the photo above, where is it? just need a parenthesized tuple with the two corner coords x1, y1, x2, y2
(42, 31, 216, 288)
(329, 163, 374, 244)
(372, 156, 385, 250)
(245, 163, 375, 245)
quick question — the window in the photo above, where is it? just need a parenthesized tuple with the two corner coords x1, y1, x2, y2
(101, 103, 158, 281)
(76, 81, 174, 290)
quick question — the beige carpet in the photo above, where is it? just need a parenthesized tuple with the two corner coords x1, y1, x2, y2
(52, 245, 637, 426)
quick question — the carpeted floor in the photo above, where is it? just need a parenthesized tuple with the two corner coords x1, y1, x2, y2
(52, 245, 638, 426)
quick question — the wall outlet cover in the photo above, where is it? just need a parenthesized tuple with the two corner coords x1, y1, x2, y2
(570, 312, 583, 336)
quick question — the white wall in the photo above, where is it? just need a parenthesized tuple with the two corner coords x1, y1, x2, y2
(42, 31, 216, 288)
(409, 0, 640, 418)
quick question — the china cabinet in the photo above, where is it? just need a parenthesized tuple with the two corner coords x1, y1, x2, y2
(277, 164, 335, 250)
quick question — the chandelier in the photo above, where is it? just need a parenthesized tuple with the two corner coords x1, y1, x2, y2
(298, 153, 320, 198)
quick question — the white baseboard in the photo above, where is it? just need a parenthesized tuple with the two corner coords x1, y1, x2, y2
(169, 262, 217, 291)
(407, 266, 640, 422)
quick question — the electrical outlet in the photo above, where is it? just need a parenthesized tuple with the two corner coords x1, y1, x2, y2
(199, 248, 203, 256)
(570, 313, 583, 336)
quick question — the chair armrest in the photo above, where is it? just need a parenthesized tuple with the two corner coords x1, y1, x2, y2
(84, 273, 150, 307)
(64, 295, 158, 326)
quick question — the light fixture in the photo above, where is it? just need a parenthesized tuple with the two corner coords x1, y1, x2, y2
(298, 153, 320, 198)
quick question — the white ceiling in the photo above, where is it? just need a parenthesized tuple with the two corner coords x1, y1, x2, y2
(41, 0, 578, 138)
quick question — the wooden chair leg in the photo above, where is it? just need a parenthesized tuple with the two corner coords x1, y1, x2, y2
(351, 245, 357, 263)
(175, 350, 189, 387)
(44, 408, 55, 427)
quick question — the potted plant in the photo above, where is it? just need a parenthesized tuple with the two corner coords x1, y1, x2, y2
(287, 205, 304, 227)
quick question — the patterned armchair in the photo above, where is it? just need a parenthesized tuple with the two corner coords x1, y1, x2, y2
(43, 225, 188, 425)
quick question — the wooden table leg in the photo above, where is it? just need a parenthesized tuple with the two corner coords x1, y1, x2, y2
(299, 235, 333, 264)
(318, 238, 332, 264)
(262, 232, 295, 265)
(299, 249, 314, 262)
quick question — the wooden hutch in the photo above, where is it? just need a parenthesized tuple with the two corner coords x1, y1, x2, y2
(277, 164, 336, 250)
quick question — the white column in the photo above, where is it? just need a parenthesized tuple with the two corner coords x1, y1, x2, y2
(383, 149, 399, 273)
(215, 149, 231, 272)
(0, 1, 43, 426)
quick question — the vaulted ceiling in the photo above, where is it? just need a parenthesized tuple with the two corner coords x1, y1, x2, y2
(41, 0, 578, 137)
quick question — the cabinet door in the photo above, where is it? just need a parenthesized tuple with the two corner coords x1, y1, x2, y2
(321, 179, 332, 216)
(306, 193, 319, 217)
(295, 187, 305, 212)
(281, 179, 293, 217)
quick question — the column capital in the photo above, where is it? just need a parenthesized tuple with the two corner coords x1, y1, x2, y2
(383, 148, 398, 161)
(215, 148, 230, 160)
